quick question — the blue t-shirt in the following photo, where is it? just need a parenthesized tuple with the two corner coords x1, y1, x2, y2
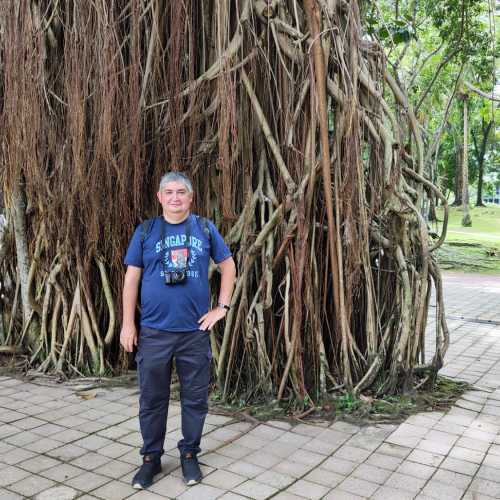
(124, 214, 232, 332)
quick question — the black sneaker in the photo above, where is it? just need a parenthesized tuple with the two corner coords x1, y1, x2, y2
(131, 455, 162, 489)
(181, 452, 202, 485)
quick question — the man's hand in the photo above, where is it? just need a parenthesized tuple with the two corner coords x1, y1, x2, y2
(120, 324, 138, 352)
(198, 307, 227, 331)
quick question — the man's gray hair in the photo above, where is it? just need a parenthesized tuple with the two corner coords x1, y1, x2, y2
(159, 171, 193, 193)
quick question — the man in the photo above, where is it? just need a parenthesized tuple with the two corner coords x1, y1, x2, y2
(120, 171, 236, 489)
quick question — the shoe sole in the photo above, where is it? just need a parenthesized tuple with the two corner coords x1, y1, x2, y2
(184, 478, 201, 486)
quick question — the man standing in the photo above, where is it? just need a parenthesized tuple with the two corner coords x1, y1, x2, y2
(120, 171, 236, 489)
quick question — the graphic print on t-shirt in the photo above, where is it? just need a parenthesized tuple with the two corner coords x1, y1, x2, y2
(159, 235, 204, 279)
(171, 248, 188, 268)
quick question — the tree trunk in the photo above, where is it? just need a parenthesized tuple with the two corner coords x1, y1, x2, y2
(452, 144, 463, 206)
(461, 95, 471, 226)
(474, 120, 493, 207)
(10, 178, 35, 337)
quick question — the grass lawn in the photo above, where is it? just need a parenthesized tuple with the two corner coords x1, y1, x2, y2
(432, 205, 500, 274)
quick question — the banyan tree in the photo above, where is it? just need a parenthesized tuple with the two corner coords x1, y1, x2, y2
(0, 1, 449, 404)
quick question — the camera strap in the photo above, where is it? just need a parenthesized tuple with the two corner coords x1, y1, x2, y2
(160, 215, 192, 273)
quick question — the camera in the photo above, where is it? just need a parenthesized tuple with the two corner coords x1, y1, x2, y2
(164, 269, 186, 285)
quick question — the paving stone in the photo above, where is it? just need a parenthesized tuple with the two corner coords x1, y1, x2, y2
(469, 478, 500, 498)
(24, 436, 63, 453)
(421, 479, 465, 500)
(275, 432, 312, 447)
(321, 456, 358, 475)
(377, 442, 412, 459)
(406, 449, 445, 467)
(117, 431, 143, 447)
(329, 421, 360, 434)
(97, 442, 134, 459)
(98, 459, 136, 479)
(51, 428, 88, 443)
(74, 435, 114, 451)
(304, 467, 345, 487)
(8, 475, 55, 497)
(483, 452, 500, 468)
(218, 443, 254, 460)
(253, 470, 295, 489)
(70, 452, 111, 471)
(302, 438, 343, 456)
(365, 452, 402, 471)
(448, 446, 485, 464)
(4, 430, 39, 446)
(232, 479, 278, 500)
(65, 471, 111, 492)
(17, 455, 61, 473)
(287, 479, 330, 499)
(31, 423, 67, 437)
(0, 488, 24, 499)
(245, 450, 282, 468)
(34, 486, 78, 500)
(76, 421, 110, 433)
(96, 426, 131, 440)
(455, 435, 491, 452)
(333, 445, 372, 464)
(337, 476, 379, 497)
(39, 463, 85, 482)
(462, 428, 496, 443)
(439, 456, 480, 476)
(225, 460, 267, 479)
(291, 423, 325, 437)
(126, 491, 166, 499)
(0, 410, 26, 423)
(90, 480, 137, 500)
(0, 446, 36, 465)
(385, 472, 427, 493)
(396, 460, 435, 479)
(271, 493, 305, 500)
(0, 466, 31, 487)
(371, 486, 415, 500)
(286, 449, 324, 466)
(203, 469, 247, 490)
(345, 434, 383, 452)
(431, 468, 472, 489)
(351, 463, 392, 484)
(11, 417, 46, 430)
(488, 444, 500, 457)
(148, 472, 187, 497)
(0, 425, 20, 439)
(272, 460, 315, 478)
(176, 483, 225, 500)
(417, 438, 454, 455)
(476, 464, 500, 483)
(199, 452, 236, 468)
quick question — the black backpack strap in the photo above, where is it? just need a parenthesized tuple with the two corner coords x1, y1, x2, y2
(140, 217, 156, 244)
(196, 216, 211, 243)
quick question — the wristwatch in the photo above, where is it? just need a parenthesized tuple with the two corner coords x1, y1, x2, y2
(218, 302, 230, 311)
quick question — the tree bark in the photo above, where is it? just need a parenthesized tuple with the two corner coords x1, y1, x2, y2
(461, 95, 471, 226)
(10, 178, 34, 334)
(473, 120, 493, 207)
(453, 144, 463, 206)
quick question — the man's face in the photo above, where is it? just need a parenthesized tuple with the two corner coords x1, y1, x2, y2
(157, 180, 193, 216)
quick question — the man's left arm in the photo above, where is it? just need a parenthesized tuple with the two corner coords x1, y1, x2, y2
(198, 257, 236, 331)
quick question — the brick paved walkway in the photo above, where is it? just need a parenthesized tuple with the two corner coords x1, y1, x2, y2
(0, 272, 499, 500)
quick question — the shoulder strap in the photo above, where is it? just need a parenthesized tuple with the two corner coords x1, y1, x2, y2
(140, 217, 156, 243)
